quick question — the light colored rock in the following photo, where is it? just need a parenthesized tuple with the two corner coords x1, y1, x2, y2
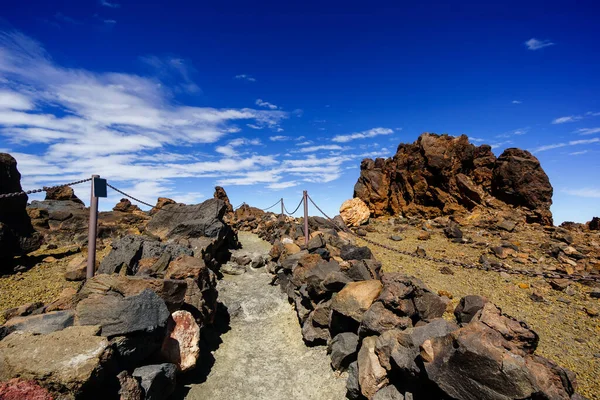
(340, 198, 371, 227)
(0, 325, 110, 394)
(161, 310, 201, 372)
(65, 254, 87, 281)
(358, 336, 389, 399)
(331, 280, 383, 322)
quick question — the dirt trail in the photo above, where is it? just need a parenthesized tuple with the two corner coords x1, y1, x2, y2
(180, 232, 347, 400)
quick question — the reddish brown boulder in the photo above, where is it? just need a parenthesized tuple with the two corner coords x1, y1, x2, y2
(113, 198, 142, 213)
(150, 197, 176, 215)
(0, 378, 54, 400)
(45, 185, 83, 205)
(161, 310, 201, 371)
(353, 133, 554, 225)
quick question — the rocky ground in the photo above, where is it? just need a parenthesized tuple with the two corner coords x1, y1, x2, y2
(357, 217, 600, 400)
(179, 232, 347, 400)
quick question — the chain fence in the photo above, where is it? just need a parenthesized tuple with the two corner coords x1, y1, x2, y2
(284, 197, 304, 215)
(0, 178, 92, 199)
(306, 194, 600, 284)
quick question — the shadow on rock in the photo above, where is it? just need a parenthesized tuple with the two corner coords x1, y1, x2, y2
(171, 301, 231, 399)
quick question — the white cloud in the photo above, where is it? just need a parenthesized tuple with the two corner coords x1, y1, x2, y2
(234, 74, 256, 82)
(562, 188, 600, 198)
(575, 127, 600, 135)
(332, 127, 394, 143)
(267, 181, 298, 190)
(525, 38, 554, 51)
(269, 135, 291, 141)
(296, 145, 344, 153)
(568, 150, 588, 156)
(215, 137, 261, 157)
(512, 100, 522, 104)
(552, 115, 583, 124)
(533, 137, 600, 153)
(296, 141, 313, 146)
(468, 136, 486, 143)
(100, 0, 120, 8)
(247, 124, 263, 130)
(256, 99, 279, 110)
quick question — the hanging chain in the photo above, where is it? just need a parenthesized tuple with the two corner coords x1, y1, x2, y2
(0, 178, 93, 199)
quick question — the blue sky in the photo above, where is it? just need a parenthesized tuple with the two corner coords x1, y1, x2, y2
(0, 1, 599, 223)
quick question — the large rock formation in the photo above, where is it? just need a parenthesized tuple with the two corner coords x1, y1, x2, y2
(0, 153, 41, 260)
(354, 133, 554, 225)
(45, 185, 84, 205)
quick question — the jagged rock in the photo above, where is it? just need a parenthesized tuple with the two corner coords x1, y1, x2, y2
(444, 222, 463, 239)
(113, 198, 142, 212)
(79, 274, 188, 312)
(340, 244, 373, 261)
(307, 233, 327, 251)
(150, 197, 176, 215)
(492, 148, 553, 225)
(359, 301, 412, 337)
(340, 198, 371, 227)
(76, 289, 170, 337)
(588, 217, 600, 231)
(329, 332, 360, 371)
(301, 312, 330, 345)
(98, 235, 192, 275)
(0, 379, 54, 400)
(471, 302, 539, 354)
(423, 321, 575, 400)
(0, 310, 74, 339)
(454, 295, 488, 324)
(331, 280, 383, 322)
(0, 325, 111, 395)
(161, 310, 201, 371)
(312, 299, 333, 327)
(214, 186, 233, 213)
(497, 219, 517, 232)
(353, 134, 553, 225)
(132, 363, 177, 400)
(346, 361, 361, 400)
(358, 336, 389, 399)
(0, 153, 42, 260)
(45, 185, 84, 204)
(373, 385, 404, 400)
(117, 371, 143, 400)
(65, 254, 87, 281)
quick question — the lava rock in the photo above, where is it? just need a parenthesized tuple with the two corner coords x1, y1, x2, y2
(132, 363, 177, 400)
(329, 332, 360, 371)
(340, 244, 373, 261)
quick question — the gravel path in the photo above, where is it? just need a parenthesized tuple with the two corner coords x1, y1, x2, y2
(180, 232, 347, 400)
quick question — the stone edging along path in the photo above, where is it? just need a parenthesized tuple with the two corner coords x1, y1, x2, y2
(233, 212, 584, 400)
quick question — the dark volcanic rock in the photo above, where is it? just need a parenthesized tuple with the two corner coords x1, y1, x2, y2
(0, 310, 74, 340)
(454, 295, 488, 324)
(353, 133, 554, 225)
(329, 332, 360, 371)
(132, 363, 177, 400)
(0, 153, 42, 260)
(76, 288, 170, 337)
(492, 148, 553, 225)
(589, 217, 600, 231)
(214, 186, 233, 213)
(340, 244, 373, 261)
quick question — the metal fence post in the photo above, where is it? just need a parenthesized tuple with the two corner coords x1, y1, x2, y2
(86, 175, 100, 279)
(303, 190, 309, 246)
(280, 198, 284, 216)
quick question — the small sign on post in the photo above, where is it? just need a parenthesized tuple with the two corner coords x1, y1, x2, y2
(86, 175, 103, 279)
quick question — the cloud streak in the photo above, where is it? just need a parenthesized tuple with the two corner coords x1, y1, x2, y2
(332, 127, 394, 143)
(525, 38, 554, 51)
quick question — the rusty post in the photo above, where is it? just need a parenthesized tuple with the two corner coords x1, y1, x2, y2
(303, 190, 309, 246)
(86, 175, 100, 279)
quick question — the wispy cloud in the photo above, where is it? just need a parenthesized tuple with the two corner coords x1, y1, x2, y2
(552, 115, 583, 124)
(562, 188, 600, 198)
(575, 127, 600, 135)
(533, 138, 600, 153)
(332, 127, 394, 143)
(140, 55, 200, 94)
(296, 145, 344, 153)
(512, 100, 522, 104)
(256, 99, 279, 110)
(215, 137, 261, 157)
(234, 74, 256, 82)
(269, 135, 291, 141)
(267, 181, 298, 190)
(525, 38, 554, 51)
(568, 150, 588, 156)
(100, 0, 120, 8)
(552, 112, 599, 124)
